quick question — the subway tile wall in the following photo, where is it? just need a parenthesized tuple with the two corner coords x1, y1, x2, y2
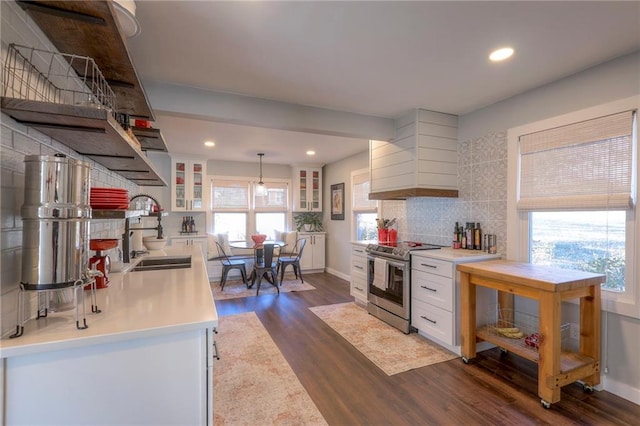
(1, 0, 141, 337)
(0, 114, 139, 337)
(382, 131, 508, 253)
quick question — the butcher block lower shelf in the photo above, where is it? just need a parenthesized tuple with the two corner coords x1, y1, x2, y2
(475, 326, 597, 372)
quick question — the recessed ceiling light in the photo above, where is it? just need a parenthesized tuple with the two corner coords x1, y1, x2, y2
(489, 47, 514, 62)
(204, 141, 215, 147)
(306, 150, 316, 156)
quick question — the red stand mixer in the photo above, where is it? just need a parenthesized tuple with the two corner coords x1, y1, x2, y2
(87, 239, 118, 289)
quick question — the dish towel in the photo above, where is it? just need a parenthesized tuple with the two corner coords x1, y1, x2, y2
(372, 257, 388, 290)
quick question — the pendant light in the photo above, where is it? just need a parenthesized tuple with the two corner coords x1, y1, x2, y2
(256, 153, 267, 196)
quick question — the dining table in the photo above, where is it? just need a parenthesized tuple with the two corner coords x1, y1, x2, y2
(228, 240, 286, 251)
(228, 240, 286, 287)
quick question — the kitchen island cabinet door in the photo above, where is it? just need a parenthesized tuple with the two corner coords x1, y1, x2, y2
(4, 328, 212, 425)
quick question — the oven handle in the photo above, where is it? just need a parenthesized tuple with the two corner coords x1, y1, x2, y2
(367, 255, 407, 270)
(387, 260, 408, 269)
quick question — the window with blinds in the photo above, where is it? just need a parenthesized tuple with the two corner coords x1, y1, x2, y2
(351, 169, 378, 240)
(212, 179, 249, 210)
(254, 181, 288, 210)
(353, 171, 377, 211)
(517, 111, 636, 211)
(212, 178, 290, 241)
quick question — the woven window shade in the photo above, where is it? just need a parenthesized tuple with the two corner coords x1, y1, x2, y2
(212, 179, 249, 209)
(517, 111, 636, 211)
(353, 171, 377, 211)
(254, 181, 288, 210)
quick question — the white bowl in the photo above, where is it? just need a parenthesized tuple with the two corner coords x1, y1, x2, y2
(143, 237, 167, 251)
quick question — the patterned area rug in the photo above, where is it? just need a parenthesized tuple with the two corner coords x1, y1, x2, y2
(309, 302, 458, 376)
(214, 312, 327, 425)
(211, 276, 315, 300)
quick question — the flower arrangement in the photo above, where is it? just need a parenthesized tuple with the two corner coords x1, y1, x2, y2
(376, 218, 396, 229)
(376, 218, 397, 243)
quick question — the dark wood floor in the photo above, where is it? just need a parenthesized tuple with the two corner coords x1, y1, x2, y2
(215, 272, 639, 425)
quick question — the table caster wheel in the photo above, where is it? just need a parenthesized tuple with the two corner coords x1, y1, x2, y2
(583, 384, 595, 393)
(541, 400, 551, 409)
(462, 357, 470, 364)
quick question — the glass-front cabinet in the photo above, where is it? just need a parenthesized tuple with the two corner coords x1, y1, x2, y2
(171, 158, 206, 212)
(293, 166, 322, 211)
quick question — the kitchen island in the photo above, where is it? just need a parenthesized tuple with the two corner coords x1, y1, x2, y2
(0, 246, 218, 425)
(458, 260, 603, 408)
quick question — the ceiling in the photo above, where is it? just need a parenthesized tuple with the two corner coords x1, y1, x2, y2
(126, 1, 640, 165)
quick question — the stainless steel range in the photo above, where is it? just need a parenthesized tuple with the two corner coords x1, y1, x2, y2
(366, 242, 444, 333)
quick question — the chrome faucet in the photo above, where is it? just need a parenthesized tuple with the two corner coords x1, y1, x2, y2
(122, 194, 164, 263)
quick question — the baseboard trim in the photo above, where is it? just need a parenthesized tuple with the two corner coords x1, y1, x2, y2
(602, 375, 640, 405)
(325, 267, 349, 281)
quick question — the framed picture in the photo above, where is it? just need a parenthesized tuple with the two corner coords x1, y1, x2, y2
(331, 183, 345, 220)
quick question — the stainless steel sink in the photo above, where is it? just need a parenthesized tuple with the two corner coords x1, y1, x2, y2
(131, 255, 192, 272)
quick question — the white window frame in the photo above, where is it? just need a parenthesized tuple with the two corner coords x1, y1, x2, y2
(210, 176, 292, 239)
(351, 167, 380, 241)
(507, 96, 639, 319)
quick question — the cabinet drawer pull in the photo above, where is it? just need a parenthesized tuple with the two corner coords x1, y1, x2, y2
(355, 249, 364, 253)
(354, 265, 363, 270)
(421, 263, 437, 269)
(420, 285, 437, 292)
(212, 339, 220, 360)
(420, 315, 437, 324)
(355, 286, 363, 292)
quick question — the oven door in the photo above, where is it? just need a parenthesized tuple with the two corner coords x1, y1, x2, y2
(366, 255, 410, 319)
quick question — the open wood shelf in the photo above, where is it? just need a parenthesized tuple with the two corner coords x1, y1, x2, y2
(17, 0, 154, 119)
(131, 126, 168, 152)
(2, 98, 166, 186)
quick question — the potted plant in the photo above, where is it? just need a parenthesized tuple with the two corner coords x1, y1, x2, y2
(293, 212, 323, 232)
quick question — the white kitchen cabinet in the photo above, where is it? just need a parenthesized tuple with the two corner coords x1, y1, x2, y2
(170, 235, 208, 260)
(411, 250, 500, 355)
(4, 327, 213, 425)
(350, 244, 368, 305)
(298, 232, 325, 272)
(293, 166, 322, 211)
(172, 158, 207, 212)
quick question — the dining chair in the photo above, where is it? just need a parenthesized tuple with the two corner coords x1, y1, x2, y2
(251, 243, 280, 295)
(277, 238, 307, 284)
(216, 241, 247, 290)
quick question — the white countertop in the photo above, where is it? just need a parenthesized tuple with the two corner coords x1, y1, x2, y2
(411, 247, 502, 263)
(1, 246, 218, 358)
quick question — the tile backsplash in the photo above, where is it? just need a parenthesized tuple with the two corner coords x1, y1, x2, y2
(382, 131, 508, 253)
(1, 114, 139, 337)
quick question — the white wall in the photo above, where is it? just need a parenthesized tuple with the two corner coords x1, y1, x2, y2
(322, 151, 368, 279)
(459, 51, 640, 141)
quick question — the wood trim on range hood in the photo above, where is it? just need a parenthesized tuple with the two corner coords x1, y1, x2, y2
(368, 188, 459, 200)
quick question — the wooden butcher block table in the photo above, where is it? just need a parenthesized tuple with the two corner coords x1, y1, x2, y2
(457, 260, 604, 408)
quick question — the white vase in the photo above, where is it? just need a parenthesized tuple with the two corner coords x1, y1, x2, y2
(303, 224, 313, 232)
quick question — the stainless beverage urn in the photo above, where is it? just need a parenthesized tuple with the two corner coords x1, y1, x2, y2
(20, 154, 92, 290)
